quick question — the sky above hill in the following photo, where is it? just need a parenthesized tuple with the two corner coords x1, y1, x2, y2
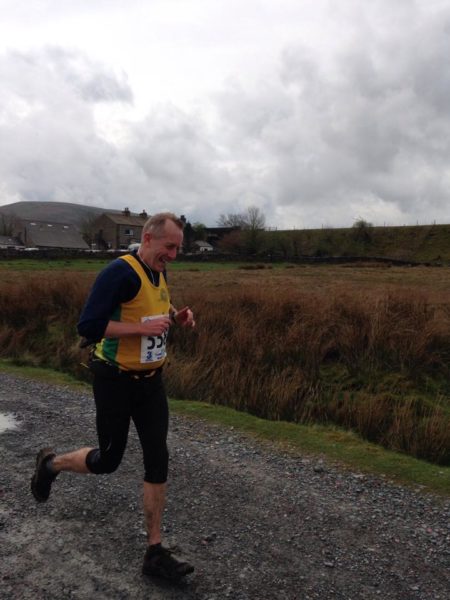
(1, 0, 450, 229)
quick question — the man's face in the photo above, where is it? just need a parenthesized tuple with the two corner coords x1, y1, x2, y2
(141, 220, 183, 272)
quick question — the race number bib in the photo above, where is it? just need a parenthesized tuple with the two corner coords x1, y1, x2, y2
(140, 315, 168, 364)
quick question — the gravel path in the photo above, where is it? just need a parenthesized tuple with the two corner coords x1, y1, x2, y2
(0, 371, 449, 600)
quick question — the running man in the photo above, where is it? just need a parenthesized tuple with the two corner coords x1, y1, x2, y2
(31, 212, 195, 581)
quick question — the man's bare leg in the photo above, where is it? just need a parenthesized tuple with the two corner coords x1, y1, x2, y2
(141, 481, 194, 579)
(143, 481, 166, 545)
(31, 447, 93, 502)
(52, 447, 93, 474)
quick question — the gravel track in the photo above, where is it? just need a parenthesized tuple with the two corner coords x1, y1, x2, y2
(0, 372, 449, 600)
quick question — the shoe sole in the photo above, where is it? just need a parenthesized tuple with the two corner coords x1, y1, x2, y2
(31, 447, 55, 502)
(142, 564, 194, 581)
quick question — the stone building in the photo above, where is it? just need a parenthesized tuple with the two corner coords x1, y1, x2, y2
(93, 208, 148, 250)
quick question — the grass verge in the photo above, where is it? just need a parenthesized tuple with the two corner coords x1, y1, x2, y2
(1, 359, 448, 497)
(0, 359, 90, 390)
(0, 258, 283, 273)
(171, 400, 450, 498)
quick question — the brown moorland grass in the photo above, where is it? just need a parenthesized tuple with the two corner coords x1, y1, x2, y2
(0, 264, 449, 464)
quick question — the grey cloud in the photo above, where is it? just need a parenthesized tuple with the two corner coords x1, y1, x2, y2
(213, 79, 295, 160)
(0, 48, 137, 209)
(42, 46, 133, 103)
(126, 105, 232, 217)
(211, 5, 450, 227)
(1, 47, 133, 105)
(0, 47, 229, 222)
(411, 24, 450, 117)
(3, 3, 450, 230)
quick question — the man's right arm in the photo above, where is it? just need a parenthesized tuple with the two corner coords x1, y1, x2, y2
(103, 317, 171, 339)
(77, 260, 140, 345)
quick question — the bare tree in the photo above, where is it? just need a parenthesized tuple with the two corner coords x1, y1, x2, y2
(242, 206, 266, 254)
(217, 206, 267, 255)
(245, 206, 266, 231)
(79, 214, 99, 247)
(217, 206, 266, 231)
(0, 213, 18, 236)
(217, 229, 244, 254)
(217, 213, 247, 227)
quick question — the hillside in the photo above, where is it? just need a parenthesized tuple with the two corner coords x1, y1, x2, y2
(1, 201, 450, 263)
(0, 201, 119, 226)
(267, 223, 450, 263)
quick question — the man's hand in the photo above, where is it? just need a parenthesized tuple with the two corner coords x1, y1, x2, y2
(174, 306, 195, 328)
(141, 315, 171, 336)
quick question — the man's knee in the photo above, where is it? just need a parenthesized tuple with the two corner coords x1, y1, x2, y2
(143, 448, 169, 483)
(85, 448, 122, 474)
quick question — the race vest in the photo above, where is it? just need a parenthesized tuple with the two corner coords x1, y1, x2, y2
(95, 254, 170, 371)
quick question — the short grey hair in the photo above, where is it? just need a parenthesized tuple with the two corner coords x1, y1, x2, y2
(142, 212, 184, 238)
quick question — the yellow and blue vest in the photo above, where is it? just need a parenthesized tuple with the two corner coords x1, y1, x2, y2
(94, 254, 170, 371)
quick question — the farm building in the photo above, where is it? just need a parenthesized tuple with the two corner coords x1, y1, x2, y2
(93, 208, 148, 250)
(15, 220, 89, 250)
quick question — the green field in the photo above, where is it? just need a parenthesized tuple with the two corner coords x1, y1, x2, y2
(0, 258, 266, 272)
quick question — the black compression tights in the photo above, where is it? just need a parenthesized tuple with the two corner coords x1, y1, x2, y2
(85, 372, 169, 483)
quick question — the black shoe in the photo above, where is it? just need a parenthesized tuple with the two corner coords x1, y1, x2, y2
(142, 545, 194, 581)
(31, 447, 57, 502)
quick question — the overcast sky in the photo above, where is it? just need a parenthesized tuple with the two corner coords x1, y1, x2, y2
(1, 0, 450, 229)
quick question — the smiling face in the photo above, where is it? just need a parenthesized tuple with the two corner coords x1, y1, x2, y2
(140, 218, 183, 272)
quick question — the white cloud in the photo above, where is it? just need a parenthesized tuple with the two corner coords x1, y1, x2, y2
(210, 1, 450, 228)
(0, 48, 134, 204)
(1, 1, 450, 228)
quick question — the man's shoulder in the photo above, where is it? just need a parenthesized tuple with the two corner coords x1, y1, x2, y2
(96, 255, 139, 286)
(101, 254, 135, 274)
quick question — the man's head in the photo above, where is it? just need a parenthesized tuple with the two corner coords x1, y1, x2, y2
(139, 212, 184, 272)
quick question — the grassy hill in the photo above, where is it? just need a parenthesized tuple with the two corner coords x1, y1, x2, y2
(266, 223, 450, 264)
(1, 201, 450, 263)
(0, 201, 119, 226)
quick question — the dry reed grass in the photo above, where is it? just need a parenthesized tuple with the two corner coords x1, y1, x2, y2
(165, 275, 450, 464)
(0, 267, 449, 464)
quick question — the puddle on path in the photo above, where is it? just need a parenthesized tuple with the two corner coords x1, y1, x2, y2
(0, 413, 18, 433)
